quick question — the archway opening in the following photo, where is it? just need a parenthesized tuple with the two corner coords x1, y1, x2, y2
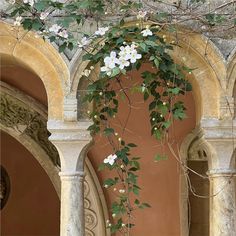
(1, 54, 48, 107)
(0, 130, 60, 235)
(80, 63, 197, 235)
(187, 160, 209, 236)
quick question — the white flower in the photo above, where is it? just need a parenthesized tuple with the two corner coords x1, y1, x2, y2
(130, 50, 142, 63)
(119, 46, 132, 61)
(23, 0, 34, 6)
(14, 16, 22, 26)
(9, 0, 15, 4)
(101, 65, 112, 76)
(122, 223, 126, 227)
(131, 42, 138, 49)
(58, 29, 68, 39)
(119, 189, 125, 193)
(112, 213, 116, 218)
(95, 27, 109, 36)
(118, 56, 130, 69)
(137, 11, 147, 19)
(49, 24, 61, 34)
(104, 51, 119, 69)
(40, 12, 49, 20)
(141, 28, 153, 37)
(51, 0, 66, 2)
(78, 37, 90, 48)
(103, 154, 117, 165)
(82, 69, 91, 77)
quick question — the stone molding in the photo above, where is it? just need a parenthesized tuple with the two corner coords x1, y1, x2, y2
(208, 169, 236, 177)
(0, 82, 60, 167)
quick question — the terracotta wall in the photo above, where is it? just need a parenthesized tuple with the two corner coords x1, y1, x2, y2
(88, 66, 196, 236)
(0, 131, 60, 236)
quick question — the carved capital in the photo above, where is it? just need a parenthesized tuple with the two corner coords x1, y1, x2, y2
(48, 120, 92, 172)
(201, 118, 235, 170)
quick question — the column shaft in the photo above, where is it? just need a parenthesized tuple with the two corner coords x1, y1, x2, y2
(60, 172, 85, 236)
(209, 172, 236, 236)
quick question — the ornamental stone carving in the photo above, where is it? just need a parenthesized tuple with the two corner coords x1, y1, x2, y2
(0, 93, 60, 166)
(188, 137, 209, 161)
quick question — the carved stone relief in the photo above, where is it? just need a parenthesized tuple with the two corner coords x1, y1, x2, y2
(188, 137, 209, 161)
(84, 162, 109, 236)
(0, 93, 60, 167)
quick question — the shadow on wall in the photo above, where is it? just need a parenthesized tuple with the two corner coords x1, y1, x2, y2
(0, 131, 60, 236)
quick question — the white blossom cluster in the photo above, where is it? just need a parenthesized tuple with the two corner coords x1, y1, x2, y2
(104, 154, 117, 165)
(23, 0, 35, 7)
(79, 26, 154, 77)
(48, 24, 68, 39)
(13, 16, 22, 26)
(78, 26, 109, 48)
(101, 43, 142, 76)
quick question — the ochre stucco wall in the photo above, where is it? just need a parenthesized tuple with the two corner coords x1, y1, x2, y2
(1, 63, 48, 106)
(0, 131, 60, 236)
(88, 67, 196, 236)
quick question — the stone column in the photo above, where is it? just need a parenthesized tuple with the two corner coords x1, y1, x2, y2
(48, 120, 92, 236)
(201, 118, 236, 236)
(208, 169, 236, 236)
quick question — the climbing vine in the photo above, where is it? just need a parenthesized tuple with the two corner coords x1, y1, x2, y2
(2, 0, 235, 235)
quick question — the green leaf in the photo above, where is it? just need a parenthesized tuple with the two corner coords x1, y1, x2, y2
(98, 163, 106, 171)
(134, 199, 140, 205)
(139, 203, 151, 209)
(104, 128, 114, 136)
(139, 42, 148, 52)
(32, 20, 42, 31)
(154, 129, 162, 140)
(168, 87, 180, 95)
(163, 120, 171, 129)
(78, 0, 90, 9)
(127, 143, 137, 147)
(154, 154, 167, 162)
(133, 185, 140, 196)
(104, 178, 118, 187)
(154, 58, 159, 68)
(110, 67, 120, 77)
(144, 91, 149, 101)
(34, 1, 49, 11)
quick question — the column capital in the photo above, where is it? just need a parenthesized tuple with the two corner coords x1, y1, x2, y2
(47, 120, 92, 173)
(201, 118, 236, 140)
(200, 118, 235, 170)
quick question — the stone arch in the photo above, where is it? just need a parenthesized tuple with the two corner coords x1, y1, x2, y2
(0, 21, 70, 120)
(227, 47, 236, 97)
(69, 23, 224, 123)
(0, 81, 61, 195)
(0, 81, 110, 235)
(227, 49, 236, 118)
